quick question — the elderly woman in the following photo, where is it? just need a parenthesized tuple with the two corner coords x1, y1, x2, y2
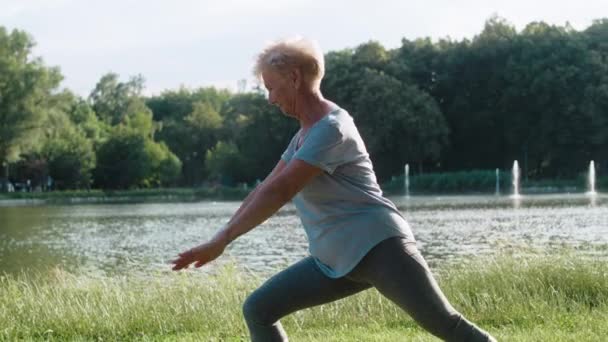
(171, 37, 496, 342)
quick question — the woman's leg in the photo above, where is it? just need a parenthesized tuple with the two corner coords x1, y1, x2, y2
(347, 237, 496, 342)
(243, 256, 370, 342)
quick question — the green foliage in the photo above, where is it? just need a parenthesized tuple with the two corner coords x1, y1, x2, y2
(147, 88, 230, 186)
(143, 140, 182, 187)
(123, 98, 157, 138)
(382, 170, 603, 194)
(185, 101, 223, 131)
(64, 93, 103, 141)
(94, 127, 181, 189)
(146, 86, 231, 122)
(3, 17, 608, 190)
(205, 141, 244, 186)
(87, 72, 181, 189)
(598, 176, 608, 191)
(43, 127, 95, 190)
(89, 73, 145, 125)
(383, 170, 510, 194)
(148, 91, 291, 187)
(94, 129, 149, 189)
(323, 42, 449, 179)
(0, 27, 63, 190)
(353, 68, 447, 178)
(415, 17, 608, 178)
(220, 93, 297, 184)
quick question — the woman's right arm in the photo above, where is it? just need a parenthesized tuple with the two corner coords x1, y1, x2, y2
(171, 158, 320, 271)
(226, 159, 288, 226)
(170, 159, 288, 271)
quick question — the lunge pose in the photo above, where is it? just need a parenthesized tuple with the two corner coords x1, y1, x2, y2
(172, 37, 496, 342)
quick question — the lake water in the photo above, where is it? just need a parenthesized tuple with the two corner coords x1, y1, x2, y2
(1, 194, 606, 277)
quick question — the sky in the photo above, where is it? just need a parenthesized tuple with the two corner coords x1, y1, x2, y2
(2, 0, 607, 97)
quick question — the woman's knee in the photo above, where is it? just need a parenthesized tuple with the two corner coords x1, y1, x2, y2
(243, 289, 273, 326)
(242, 291, 260, 323)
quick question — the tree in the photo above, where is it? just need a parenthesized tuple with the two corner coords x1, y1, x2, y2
(43, 127, 96, 189)
(497, 22, 600, 177)
(0, 27, 63, 191)
(220, 93, 296, 183)
(147, 87, 231, 186)
(142, 140, 182, 188)
(94, 129, 150, 189)
(123, 98, 157, 139)
(351, 69, 448, 178)
(584, 19, 608, 174)
(63, 92, 103, 141)
(89, 73, 145, 125)
(323, 42, 448, 179)
(146, 86, 231, 122)
(322, 49, 359, 108)
(205, 141, 244, 185)
(94, 125, 181, 189)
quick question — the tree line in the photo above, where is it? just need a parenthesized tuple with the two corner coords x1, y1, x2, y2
(1, 16, 607, 191)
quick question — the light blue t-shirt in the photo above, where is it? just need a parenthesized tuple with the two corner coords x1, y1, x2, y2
(281, 107, 415, 278)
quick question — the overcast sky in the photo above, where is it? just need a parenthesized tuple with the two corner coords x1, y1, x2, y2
(2, 0, 606, 96)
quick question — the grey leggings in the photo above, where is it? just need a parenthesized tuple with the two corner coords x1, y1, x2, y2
(243, 237, 496, 341)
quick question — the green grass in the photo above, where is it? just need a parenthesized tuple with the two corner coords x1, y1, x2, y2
(1, 252, 607, 341)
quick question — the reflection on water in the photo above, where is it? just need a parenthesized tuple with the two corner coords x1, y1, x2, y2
(1, 194, 607, 276)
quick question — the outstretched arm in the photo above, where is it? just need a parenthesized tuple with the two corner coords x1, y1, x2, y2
(225, 159, 287, 229)
(171, 159, 323, 270)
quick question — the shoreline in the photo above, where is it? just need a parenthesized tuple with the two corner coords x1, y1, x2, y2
(0, 186, 602, 206)
(0, 187, 250, 206)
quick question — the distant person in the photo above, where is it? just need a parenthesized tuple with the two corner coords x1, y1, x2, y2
(172, 37, 496, 342)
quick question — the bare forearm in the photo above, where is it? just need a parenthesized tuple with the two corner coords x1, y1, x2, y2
(172, 185, 289, 271)
(176, 160, 320, 271)
(227, 183, 263, 226)
(216, 186, 288, 245)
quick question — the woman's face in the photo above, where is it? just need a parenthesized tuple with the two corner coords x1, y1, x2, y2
(262, 69, 297, 117)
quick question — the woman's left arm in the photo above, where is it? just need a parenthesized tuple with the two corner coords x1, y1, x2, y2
(171, 159, 323, 270)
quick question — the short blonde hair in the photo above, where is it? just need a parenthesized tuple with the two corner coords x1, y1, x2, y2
(253, 37, 325, 90)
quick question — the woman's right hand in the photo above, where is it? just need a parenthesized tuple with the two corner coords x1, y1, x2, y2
(171, 231, 229, 271)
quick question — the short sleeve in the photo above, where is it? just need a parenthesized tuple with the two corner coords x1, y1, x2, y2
(281, 131, 300, 162)
(293, 121, 355, 174)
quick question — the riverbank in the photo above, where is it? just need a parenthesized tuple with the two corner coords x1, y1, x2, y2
(0, 187, 251, 205)
(1, 182, 604, 206)
(381, 170, 606, 196)
(1, 252, 606, 341)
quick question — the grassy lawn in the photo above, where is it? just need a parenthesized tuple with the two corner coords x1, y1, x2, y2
(1, 252, 606, 341)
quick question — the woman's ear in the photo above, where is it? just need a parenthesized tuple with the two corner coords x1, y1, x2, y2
(291, 69, 302, 89)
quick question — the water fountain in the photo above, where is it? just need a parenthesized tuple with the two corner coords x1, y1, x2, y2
(404, 164, 410, 197)
(495, 168, 500, 195)
(586, 160, 597, 196)
(511, 160, 521, 199)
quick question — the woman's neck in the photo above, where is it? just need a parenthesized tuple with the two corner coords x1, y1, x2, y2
(294, 90, 335, 130)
